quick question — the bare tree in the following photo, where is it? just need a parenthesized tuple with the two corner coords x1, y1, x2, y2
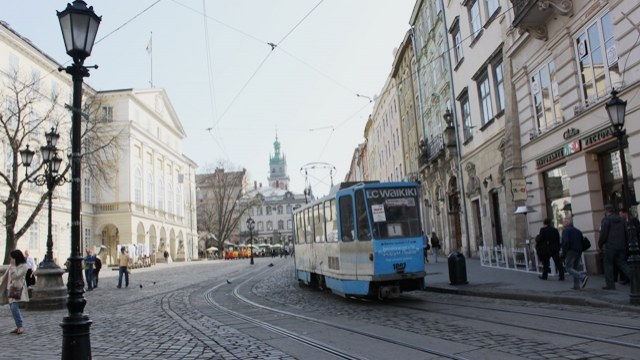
(196, 162, 255, 253)
(0, 68, 121, 264)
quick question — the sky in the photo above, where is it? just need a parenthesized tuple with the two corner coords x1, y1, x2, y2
(2, 0, 415, 197)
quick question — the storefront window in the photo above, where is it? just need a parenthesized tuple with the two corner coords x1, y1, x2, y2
(600, 148, 636, 211)
(543, 165, 571, 229)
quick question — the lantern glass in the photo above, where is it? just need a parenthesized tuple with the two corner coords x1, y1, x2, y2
(41, 145, 55, 162)
(20, 145, 35, 167)
(57, 1, 101, 60)
(51, 155, 63, 173)
(606, 90, 627, 129)
(45, 128, 60, 147)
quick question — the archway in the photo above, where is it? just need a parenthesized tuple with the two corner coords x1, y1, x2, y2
(148, 225, 157, 265)
(101, 224, 120, 266)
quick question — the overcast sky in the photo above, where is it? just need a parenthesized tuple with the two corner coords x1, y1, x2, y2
(3, 0, 415, 197)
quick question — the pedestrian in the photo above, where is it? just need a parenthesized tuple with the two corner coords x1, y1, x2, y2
(423, 232, 430, 263)
(24, 249, 37, 288)
(537, 218, 564, 280)
(164, 250, 169, 263)
(561, 218, 588, 290)
(93, 255, 102, 288)
(83, 249, 95, 291)
(599, 204, 632, 290)
(430, 232, 441, 263)
(0, 249, 30, 335)
(617, 209, 638, 283)
(117, 246, 131, 288)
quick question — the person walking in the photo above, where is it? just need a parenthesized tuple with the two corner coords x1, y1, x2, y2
(0, 250, 30, 335)
(537, 218, 564, 280)
(83, 249, 96, 291)
(93, 255, 102, 288)
(430, 232, 441, 263)
(599, 204, 633, 290)
(561, 218, 588, 290)
(24, 250, 37, 288)
(117, 247, 131, 288)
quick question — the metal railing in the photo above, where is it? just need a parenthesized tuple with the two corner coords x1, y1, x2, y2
(479, 245, 586, 274)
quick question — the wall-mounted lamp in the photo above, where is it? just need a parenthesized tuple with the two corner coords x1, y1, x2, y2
(443, 108, 453, 128)
(483, 174, 493, 189)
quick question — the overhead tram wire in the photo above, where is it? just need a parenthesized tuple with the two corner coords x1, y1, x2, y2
(202, 0, 219, 128)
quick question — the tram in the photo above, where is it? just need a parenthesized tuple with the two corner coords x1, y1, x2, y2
(293, 181, 425, 299)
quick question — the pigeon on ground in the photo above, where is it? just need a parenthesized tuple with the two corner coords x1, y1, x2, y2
(268, 263, 274, 267)
(139, 284, 143, 289)
(226, 280, 232, 284)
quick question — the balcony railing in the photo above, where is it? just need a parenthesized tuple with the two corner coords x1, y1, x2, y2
(418, 134, 446, 167)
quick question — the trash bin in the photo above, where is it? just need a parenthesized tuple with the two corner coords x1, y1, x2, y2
(448, 250, 468, 285)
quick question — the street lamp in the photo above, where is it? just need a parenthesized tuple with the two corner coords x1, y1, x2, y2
(57, 1, 101, 358)
(246, 217, 255, 265)
(605, 89, 640, 305)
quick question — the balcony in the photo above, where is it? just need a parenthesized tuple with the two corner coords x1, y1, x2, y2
(418, 134, 446, 168)
(511, 0, 573, 41)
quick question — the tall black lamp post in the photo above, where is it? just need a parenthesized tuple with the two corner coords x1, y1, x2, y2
(246, 217, 255, 265)
(605, 89, 640, 305)
(57, 1, 101, 358)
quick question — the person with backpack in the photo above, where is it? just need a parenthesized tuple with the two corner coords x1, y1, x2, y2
(561, 218, 588, 290)
(93, 255, 102, 288)
(599, 204, 632, 290)
(430, 232, 441, 263)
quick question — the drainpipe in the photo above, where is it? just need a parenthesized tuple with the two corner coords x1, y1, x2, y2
(439, 0, 472, 257)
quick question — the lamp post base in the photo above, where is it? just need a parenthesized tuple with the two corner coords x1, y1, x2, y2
(61, 314, 92, 359)
(628, 255, 640, 305)
(28, 266, 66, 310)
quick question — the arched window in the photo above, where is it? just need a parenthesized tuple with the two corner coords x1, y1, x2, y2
(277, 205, 283, 214)
(257, 221, 264, 231)
(278, 220, 284, 230)
(176, 186, 183, 216)
(146, 172, 154, 207)
(286, 205, 292, 214)
(267, 221, 273, 231)
(167, 181, 174, 214)
(134, 167, 142, 204)
(157, 177, 164, 210)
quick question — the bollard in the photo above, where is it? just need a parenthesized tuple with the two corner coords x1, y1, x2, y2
(448, 250, 468, 285)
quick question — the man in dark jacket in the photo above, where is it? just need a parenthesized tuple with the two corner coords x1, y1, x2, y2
(561, 218, 588, 290)
(537, 218, 564, 280)
(599, 204, 632, 289)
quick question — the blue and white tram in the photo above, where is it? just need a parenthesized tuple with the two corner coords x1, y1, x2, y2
(293, 181, 425, 299)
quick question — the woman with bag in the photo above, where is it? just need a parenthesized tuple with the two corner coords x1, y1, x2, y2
(0, 250, 30, 334)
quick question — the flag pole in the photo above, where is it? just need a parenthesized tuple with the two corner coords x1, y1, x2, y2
(147, 31, 153, 88)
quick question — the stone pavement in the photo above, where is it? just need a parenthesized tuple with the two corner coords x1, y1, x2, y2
(423, 254, 640, 313)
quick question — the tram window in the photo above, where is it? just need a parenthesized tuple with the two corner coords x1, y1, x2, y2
(295, 212, 305, 244)
(355, 190, 371, 241)
(325, 199, 338, 242)
(314, 204, 325, 242)
(305, 208, 314, 242)
(339, 196, 354, 242)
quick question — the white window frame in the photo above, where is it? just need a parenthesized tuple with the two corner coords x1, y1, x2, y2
(478, 72, 493, 125)
(469, 1, 482, 39)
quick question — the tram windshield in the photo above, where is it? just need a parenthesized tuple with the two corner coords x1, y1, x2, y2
(365, 187, 421, 240)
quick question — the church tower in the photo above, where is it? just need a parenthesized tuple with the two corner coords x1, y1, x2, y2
(268, 134, 290, 190)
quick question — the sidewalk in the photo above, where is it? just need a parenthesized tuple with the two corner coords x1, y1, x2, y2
(423, 256, 640, 313)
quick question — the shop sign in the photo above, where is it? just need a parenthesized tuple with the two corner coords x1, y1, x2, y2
(536, 147, 566, 169)
(562, 127, 580, 140)
(563, 139, 581, 156)
(582, 127, 614, 149)
(511, 179, 528, 201)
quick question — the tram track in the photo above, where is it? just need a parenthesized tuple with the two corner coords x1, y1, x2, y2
(386, 295, 640, 351)
(204, 264, 474, 360)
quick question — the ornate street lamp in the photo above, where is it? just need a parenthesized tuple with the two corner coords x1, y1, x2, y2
(605, 89, 640, 305)
(246, 217, 255, 265)
(20, 128, 69, 273)
(57, 1, 101, 358)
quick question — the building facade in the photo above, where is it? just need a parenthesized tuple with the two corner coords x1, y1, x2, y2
(0, 22, 198, 265)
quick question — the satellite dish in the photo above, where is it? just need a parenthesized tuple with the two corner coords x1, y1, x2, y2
(514, 206, 536, 215)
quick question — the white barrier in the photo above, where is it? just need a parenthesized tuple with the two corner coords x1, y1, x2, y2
(479, 245, 585, 275)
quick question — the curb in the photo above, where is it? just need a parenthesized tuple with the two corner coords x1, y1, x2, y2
(424, 285, 640, 314)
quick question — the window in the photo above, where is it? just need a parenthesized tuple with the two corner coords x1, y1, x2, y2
(325, 199, 337, 242)
(287, 219, 293, 230)
(29, 222, 40, 250)
(339, 196, 354, 242)
(257, 206, 263, 215)
(84, 178, 91, 203)
(176, 187, 183, 216)
(451, 20, 463, 64)
(286, 204, 292, 214)
(459, 92, 473, 141)
(267, 221, 273, 231)
(277, 205, 283, 214)
(478, 72, 493, 125)
(484, 0, 499, 18)
(266, 206, 272, 215)
(102, 106, 113, 122)
(134, 168, 142, 204)
(532, 60, 562, 130)
(278, 220, 284, 230)
(575, 11, 621, 103)
(258, 221, 264, 231)
(167, 182, 174, 214)
(493, 58, 505, 112)
(355, 190, 371, 241)
(157, 177, 164, 210)
(469, 1, 482, 39)
(146, 172, 154, 207)
(314, 204, 325, 242)
(84, 228, 91, 249)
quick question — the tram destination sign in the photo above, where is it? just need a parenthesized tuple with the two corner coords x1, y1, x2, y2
(365, 188, 418, 199)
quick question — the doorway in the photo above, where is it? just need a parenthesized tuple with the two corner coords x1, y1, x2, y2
(491, 191, 503, 246)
